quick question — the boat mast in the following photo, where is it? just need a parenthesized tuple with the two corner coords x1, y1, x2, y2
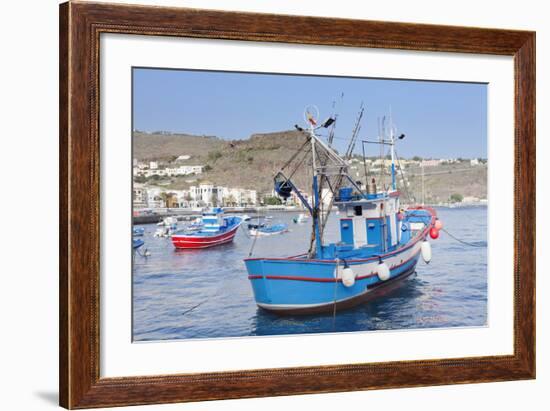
(306, 108, 324, 257)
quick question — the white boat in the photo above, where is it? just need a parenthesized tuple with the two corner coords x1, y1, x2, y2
(157, 216, 178, 226)
(248, 222, 289, 236)
(293, 213, 309, 224)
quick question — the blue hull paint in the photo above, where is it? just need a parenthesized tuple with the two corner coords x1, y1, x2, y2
(245, 246, 422, 314)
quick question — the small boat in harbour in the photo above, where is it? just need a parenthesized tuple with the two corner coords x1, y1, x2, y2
(244, 106, 441, 315)
(133, 227, 145, 236)
(133, 238, 144, 249)
(248, 222, 289, 236)
(293, 213, 309, 224)
(157, 216, 178, 227)
(171, 208, 242, 249)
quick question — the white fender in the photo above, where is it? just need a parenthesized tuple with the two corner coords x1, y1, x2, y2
(421, 240, 432, 264)
(341, 267, 356, 287)
(377, 261, 390, 281)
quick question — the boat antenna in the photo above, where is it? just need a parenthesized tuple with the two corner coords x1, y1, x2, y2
(345, 102, 364, 159)
(389, 106, 397, 191)
(362, 140, 369, 191)
(327, 92, 343, 147)
(379, 116, 385, 187)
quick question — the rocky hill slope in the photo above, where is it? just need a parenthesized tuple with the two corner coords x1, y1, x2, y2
(133, 131, 487, 202)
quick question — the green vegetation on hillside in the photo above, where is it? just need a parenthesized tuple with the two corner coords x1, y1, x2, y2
(133, 131, 487, 202)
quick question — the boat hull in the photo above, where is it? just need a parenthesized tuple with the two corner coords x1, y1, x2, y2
(248, 228, 288, 236)
(171, 223, 240, 249)
(257, 265, 417, 315)
(245, 233, 426, 315)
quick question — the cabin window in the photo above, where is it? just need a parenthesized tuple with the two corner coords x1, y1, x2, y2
(354, 206, 363, 216)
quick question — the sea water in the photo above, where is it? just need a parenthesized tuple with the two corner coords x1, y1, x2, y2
(132, 206, 487, 341)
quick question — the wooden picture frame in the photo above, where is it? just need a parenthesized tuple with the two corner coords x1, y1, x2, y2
(59, 1, 535, 408)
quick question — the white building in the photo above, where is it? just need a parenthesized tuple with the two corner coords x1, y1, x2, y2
(190, 183, 217, 206)
(132, 183, 148, 209)
(189, 183, 257, 207)
(421, 159, 440, 167)
(134, 165, 203, 178)
(145, 187, 164, 209)
(133, 183, 257, 210)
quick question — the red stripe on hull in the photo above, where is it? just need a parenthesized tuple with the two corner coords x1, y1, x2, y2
(248, 251, 420, 283)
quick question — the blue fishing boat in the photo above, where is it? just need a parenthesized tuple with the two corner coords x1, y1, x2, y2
(133, 227, 145, 236)
(244, 106, 441, 315)
(133, 238, 145, 249)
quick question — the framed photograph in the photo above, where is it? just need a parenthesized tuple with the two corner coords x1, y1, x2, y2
(59, 1, 535, 408)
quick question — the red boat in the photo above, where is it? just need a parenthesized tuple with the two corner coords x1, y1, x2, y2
(171, 208, 242, 249)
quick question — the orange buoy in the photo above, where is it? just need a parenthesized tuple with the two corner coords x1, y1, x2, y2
(434, 219, 443, 230)
(429, 227, 439, 239)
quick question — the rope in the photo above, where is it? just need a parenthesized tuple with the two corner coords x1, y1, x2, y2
(181, 301, 205, 316)
(404, 211, 485, 248)
(136, 247, 150, 257)
(440, 227, 486, 248)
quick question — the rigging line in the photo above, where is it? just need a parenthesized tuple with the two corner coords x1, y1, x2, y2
(440, 227, 486, 248)
(287, 146, 312, 181)
(280, 136, 311, 172)
(362, 141, 369, 187)
(319, 172, 345, 238)
(394, 149, 412, 203)
(247, 227, 260, 257)
(248, 211, 263, 257)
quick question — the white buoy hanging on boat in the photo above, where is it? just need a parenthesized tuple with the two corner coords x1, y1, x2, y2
(421, 240, 432, 264)
(341, 265, 356, 287)
(376, 259, 390, 281)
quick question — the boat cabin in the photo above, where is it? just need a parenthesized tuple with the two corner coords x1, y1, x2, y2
(323, 187, 409, 259)
(201, 207, 225, 232)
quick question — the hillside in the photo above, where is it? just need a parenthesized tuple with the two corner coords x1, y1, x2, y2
(134, 130, 313, 193)
(133, 132, 222, 161)
(133, 131, 487, 202)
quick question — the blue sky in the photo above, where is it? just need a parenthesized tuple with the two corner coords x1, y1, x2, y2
(133, 68, 487, 158)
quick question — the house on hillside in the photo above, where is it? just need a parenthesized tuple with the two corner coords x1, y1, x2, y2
(189, 183, 257, 207)
(132, 183, 148, 209)
(421, 159, 439, 167)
